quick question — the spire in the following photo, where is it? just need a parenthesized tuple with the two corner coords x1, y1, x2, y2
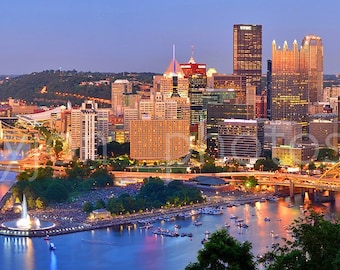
(188, 45, 196, 64)
(173, 44, 176, 73)
(164, 44, 184, 78)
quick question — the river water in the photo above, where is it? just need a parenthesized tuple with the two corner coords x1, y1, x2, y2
(0, 191, 339, 270)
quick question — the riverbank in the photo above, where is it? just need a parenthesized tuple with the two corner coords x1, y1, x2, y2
(0, 188, 277, 237)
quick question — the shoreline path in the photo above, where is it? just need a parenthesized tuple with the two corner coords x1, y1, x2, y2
(0, 186, 274, 237)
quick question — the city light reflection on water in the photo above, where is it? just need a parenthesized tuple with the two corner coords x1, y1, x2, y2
(0, 194, 339, 270)
(50, 250, 57, 270)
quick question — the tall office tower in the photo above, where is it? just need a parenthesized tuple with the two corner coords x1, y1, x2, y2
(208, 74, 247, 104)
(180, 51, 207, 124)
(266, 60, 272, 120)
(300, 35, 324, 103)
(70, 101, 98, 161)
(96, 108, 110, 147)
(111, 79, 132, 116)
(233, 24, 262, 94)
(271, 40, 308, 122)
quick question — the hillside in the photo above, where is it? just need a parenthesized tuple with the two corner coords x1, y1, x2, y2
(0, 70, 157, 107)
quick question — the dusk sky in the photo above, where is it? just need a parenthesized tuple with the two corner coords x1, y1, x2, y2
(1, 0, 340, 75)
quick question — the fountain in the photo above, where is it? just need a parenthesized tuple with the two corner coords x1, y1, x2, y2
(16, 194, 34, 229)
(1, 194, 55, 235)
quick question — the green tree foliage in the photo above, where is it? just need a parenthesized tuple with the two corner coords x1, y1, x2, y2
(317, 148, 338, 161)
(35, 197, 46, 209)
(97, 141, 130, 157)
(66, 162, 91, 181)
(45, 182, 69, 202)
(105, 178, 204, 215)
(186, 228, 256, 270)
(0, 70, 158, 106)
(262, 211, 340, 270)
(82, 202, 94, 213)
(95, 199, 106, 209)
(254, 158, 279, 171)
(106, 198, 125, 214)
(53, 139, 64, 159)
(88, 169, 113, 187)
(245, 176, 258, 189)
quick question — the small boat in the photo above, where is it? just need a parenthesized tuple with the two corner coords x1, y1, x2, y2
(224, 222, 231, 228)
(264, 217, 271, 222)
(194, 221, 202, 226)
(44, 235, 51, 241)
(201, 238, 208, 244)
(49, 243, 56, 251)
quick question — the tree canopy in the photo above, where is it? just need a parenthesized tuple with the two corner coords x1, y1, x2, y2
(261, 211, 340, 270)
(186, 228, 256, 270)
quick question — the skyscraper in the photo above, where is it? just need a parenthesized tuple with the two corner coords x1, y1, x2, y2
(301, 35, 324, 103)
(271, 40, 308, 122)
(180, 50, 207, 125)
(233, 24, 262, 94)
(111, 79, 132, 117)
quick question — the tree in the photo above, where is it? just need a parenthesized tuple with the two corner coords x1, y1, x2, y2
(254, 158, 279, 171)
(83, 202, 94, 213)
(317, 147, 338, 161)
(186, 228, 256, 270)
(45, 182, 69, 202)
(262, 211, 340, 270)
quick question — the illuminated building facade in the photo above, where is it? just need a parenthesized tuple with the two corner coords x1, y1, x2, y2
(233, 24, 262, 94)
(218, 119, 264, 160)
(129, 119, 190, 162)
(271, 40, 308, 122)
(111, 79, 132, 117)
(180, 54, 207, 125)
(301, 35, 323, 103)
(71, 101, 109, 161)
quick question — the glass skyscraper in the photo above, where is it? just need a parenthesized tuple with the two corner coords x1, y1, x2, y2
(233, 24, 262, 94)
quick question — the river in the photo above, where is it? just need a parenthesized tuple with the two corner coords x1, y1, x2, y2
(0, 191, 339, 270)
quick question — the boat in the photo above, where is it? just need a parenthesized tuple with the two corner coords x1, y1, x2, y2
(194, 220, 202, 226)
(201, 238, 208, 244)
(44, 234, 51, 241)
(264, 217, 271, 222)
(224, 222, 231, 228)
(49, 243, 56, 251)
(230, 214, 237, 219)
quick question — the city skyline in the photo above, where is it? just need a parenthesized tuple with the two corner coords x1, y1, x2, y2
(1, 0, 340, 75)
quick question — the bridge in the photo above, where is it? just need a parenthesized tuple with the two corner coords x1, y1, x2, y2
(112, 167, 340, 201)
(0, 120, 42, 144)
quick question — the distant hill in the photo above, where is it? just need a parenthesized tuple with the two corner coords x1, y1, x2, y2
(0, 70, 158, 107)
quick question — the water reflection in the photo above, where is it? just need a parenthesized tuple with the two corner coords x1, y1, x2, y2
(50, 250, 57, 270)
(3, 237, 34, 270)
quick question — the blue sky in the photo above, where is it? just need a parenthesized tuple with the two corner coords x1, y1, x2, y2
(0, 0, 339, 75)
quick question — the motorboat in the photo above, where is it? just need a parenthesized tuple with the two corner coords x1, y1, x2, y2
(49, 243, 56, 251)
(194, 220, 202, 226)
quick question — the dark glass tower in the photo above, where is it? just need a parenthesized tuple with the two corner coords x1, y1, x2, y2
(233, 24, 262, 94)
(266, 59, 272, 120)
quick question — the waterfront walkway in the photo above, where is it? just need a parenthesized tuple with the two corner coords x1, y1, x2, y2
(0, 189, 273, 237)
